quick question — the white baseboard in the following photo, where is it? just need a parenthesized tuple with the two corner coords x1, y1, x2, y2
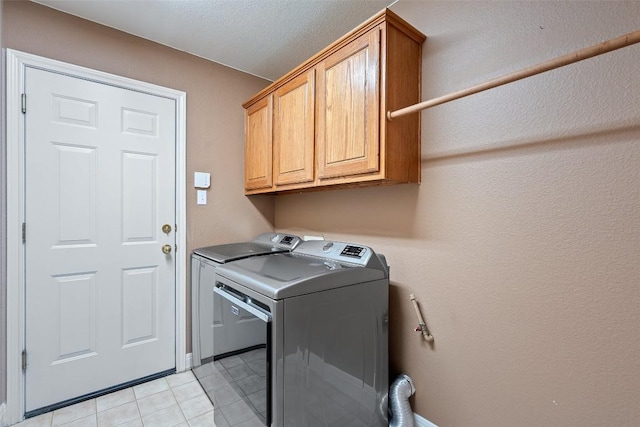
(415, 412, 438, 427)
(185, 353, 193, 370)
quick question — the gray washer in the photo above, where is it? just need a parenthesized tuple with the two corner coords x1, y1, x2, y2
(213, 240, 389, 427)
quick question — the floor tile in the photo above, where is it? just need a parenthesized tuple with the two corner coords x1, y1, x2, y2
(226, 364, 253, 382)
(172, 381, 205, 403)
(96, 401, 140, 427)
(246, 390, 267, 413)
(213, 414, 230, 427)
(235, 375, 265, 396)
(189, 411, 216, 427)
(96, 388, 135, 413)
(196, 373, 225, 394)
(52, 399, 96, 426)
(179, 394, 213, 420)
(113, 419, 143, 427)
(218, 356, 244, 370)
(234, 417, 264, 427)
(140, 404, 186, 427)
(211, 384, 242, 407)
(132, 377, 170, 400)
(137, 389, 177, 417)
(218, 399, 254, 425)
(13, 412, 52, 427)
(192, 363, 215, 379)
(167, 371, 196, 389)
(57, 414, 97, 427)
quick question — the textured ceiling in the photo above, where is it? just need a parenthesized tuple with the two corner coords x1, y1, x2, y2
(32, 0, 395, 81)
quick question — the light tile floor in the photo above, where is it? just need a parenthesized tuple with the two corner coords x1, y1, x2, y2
(12, 371, 215, 427)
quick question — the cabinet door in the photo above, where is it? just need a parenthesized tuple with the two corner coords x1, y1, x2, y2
(245, 96, 273, 191)
(316, 28, 380, 180)
(273, 70, 315, 186)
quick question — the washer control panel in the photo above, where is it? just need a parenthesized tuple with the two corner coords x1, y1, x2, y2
(340, 245, 367, 258)
(294, 240, 372, 266)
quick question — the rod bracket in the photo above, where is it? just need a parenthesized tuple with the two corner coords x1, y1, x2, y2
(410, 294, 434, 343)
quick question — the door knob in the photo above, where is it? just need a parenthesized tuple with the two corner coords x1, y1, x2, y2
(162, 244, 172, 254)
(162, 224, 172, 234)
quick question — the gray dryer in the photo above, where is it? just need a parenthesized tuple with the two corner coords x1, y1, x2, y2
(191, 233, 300, 367)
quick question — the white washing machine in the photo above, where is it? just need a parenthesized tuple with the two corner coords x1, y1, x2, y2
(190, 233, 301, 368)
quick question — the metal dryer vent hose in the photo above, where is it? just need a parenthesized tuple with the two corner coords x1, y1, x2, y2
(389, 374, 416, 427)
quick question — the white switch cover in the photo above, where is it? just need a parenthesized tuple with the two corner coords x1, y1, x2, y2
(197, 190, 207, 205)
(194, 172, 211, 188)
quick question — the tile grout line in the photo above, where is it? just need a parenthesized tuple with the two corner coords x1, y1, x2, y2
(133, 385, 143, 427)
(168, 379, 186, 427)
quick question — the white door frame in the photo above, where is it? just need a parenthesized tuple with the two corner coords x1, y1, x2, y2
(5, 49, 188, 425)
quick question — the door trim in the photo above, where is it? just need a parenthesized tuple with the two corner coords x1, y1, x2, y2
(5, 49, 188, 425)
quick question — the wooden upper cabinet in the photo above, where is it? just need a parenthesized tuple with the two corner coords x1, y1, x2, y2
(316, 28, 380, 180)
(243, 8, 425, 195)
(273, 69, 315, 186)
(244, 95, 273, 191)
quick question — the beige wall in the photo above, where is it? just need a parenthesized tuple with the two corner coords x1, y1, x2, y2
(1, 0, 275, 356)
(276, 1, 640, 426)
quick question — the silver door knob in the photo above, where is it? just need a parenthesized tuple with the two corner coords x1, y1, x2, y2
(162, 244, 172, 254)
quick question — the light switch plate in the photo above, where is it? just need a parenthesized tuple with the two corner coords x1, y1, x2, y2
(197, 190, 207, 205)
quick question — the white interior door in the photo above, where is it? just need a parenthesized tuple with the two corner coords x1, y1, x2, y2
(24, 67, 177, 412)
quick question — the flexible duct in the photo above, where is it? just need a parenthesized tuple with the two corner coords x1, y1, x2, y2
(389, 374, 415, 427)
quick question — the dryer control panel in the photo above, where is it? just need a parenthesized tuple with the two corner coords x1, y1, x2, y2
(253, 232, 302, 249)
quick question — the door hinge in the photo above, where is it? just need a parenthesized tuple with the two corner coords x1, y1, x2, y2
(22, 350, 27, 371)
(21, 93, 26, 114)
(22, 222, 26, 243)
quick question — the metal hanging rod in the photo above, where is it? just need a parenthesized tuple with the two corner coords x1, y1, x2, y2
(387, 28, 640, 121)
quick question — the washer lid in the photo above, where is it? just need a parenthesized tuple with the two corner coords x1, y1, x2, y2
(215, 249, 387, 300)
(193, 242, 286, 263)
(193, 233, 301, 263)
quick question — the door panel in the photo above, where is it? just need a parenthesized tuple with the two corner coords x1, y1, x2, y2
(53, 273, 98, 363)
(316, 28, 381, 180)
(122, 266, 158, 347)
(245, 96, 273, 190)
(25, 67, 176, 412)
(273, 70, 315, 186)
(122, 152, 157, 242)
(53, 143, 98, 246)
